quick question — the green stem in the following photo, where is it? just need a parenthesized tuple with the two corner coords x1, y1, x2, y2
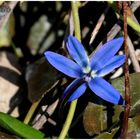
(24, 99, 41, 124)
(71, 1, 81, 40)
(58, 100, 77, 138)
(58, 1, 81, 139)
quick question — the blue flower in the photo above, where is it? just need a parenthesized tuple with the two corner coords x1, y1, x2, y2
(44, 35, 126, 105)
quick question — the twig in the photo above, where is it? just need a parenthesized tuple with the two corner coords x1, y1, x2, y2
(126, 4, 140, 72)
(89, 6, 110, 45)
(130, 1, 140, 11)
(130, 13, 139, 24)
(61, 11, 74, 50)
(120, 2, 131, 138)
(33, 99, 59, 130)
(127, 36, 140, 72)
(90, 1, 140, 58)
(108, 1, 140, 33)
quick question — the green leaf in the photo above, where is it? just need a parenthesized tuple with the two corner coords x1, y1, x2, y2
(95, 127, 119, 139)
(0, 112, 45, 139)
(26, 57, 59, 102)
(83, 102, 123, 136)
(83, 103, 106, 135)
(111, 72, 140, 116)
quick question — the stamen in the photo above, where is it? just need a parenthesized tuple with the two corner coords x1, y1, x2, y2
(91, 70, 97, 78)
(83, 66, 91, 74)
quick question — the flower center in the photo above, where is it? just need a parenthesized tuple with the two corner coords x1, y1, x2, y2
(83, 66, 97, 82)
(84, 74, 91, 82)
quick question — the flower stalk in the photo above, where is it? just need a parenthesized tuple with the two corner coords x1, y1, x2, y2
(58, 1, 81, 139)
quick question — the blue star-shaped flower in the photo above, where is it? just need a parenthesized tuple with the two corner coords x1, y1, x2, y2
(44, 35, 126, 104)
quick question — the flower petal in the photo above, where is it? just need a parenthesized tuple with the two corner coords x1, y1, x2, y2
(67, 35, 89, 69)
(67, 82, 87, 102)
(63, 79, 87, 102)
(90, 37, 124, 71)
(97, 55, 126, 77)
(88, 77, 125, 104)
(63, 79, 81, 97)
(44, 51, 83, 78)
